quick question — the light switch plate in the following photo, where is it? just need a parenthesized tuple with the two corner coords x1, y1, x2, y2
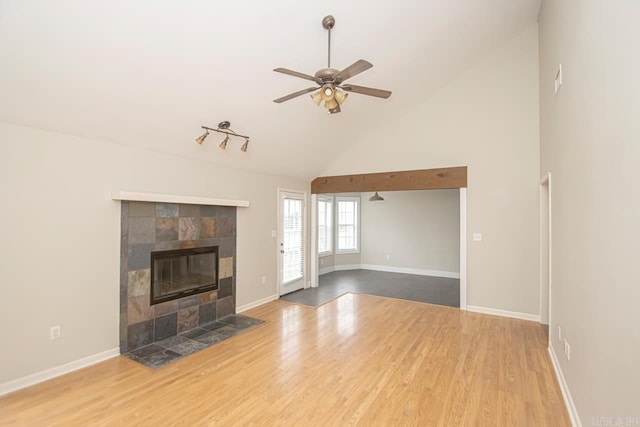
(554, 64, 563, 94)
(473, 233, 482, 241)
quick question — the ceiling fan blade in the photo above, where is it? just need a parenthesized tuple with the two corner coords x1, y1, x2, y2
(273, 68, 320, 83)
(273, 87, 318, 103)
(333, 60, 373, 83)
(340, 84, 392, 99)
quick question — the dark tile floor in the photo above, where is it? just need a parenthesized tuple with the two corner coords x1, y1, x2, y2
(124, 314, 264, 369)
(280, 269, 460, 308)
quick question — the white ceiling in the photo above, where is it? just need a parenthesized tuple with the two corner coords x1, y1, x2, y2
(0, 0, 541, 180)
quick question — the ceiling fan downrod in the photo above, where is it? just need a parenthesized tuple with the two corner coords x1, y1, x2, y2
(322, 15, 335, 68)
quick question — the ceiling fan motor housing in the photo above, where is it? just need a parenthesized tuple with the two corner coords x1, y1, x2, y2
(315, 68, 340, 83)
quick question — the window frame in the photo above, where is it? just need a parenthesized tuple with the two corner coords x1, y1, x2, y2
(335, 196, 360, 254)
(317, 195, 334, 256)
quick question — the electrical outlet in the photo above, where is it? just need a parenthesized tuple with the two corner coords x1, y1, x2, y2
(473, 233, 482, 241)
(385, 254, 390, 260)
(50, 325, 61, 340)
(558, 326, 562, 341)
(261, 276, 267, 285)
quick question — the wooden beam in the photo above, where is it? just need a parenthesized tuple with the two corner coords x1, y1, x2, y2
(311, 166, 467, 194)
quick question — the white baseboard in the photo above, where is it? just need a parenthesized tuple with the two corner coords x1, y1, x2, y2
(0, 347, 120, 397)
(318, 266, 335, 276)
(236, 294, 279, 313)
(466, 305, 540, 322)
(548, 345, 582, 427)
(333, 264, 362, 272)
(360, 264, 460, 279)
(331, 264, 460, 280)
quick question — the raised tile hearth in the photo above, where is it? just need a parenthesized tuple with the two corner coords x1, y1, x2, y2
(125, 314, 264, 369)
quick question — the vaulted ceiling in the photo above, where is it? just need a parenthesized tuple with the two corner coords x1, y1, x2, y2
(0, 0, 540, 180)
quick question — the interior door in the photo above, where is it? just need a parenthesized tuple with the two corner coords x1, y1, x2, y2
(279, 190, 306, 295)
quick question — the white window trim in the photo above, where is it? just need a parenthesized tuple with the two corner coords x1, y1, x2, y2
(317, 195, 334, 256)
(335, 196, 360, 254)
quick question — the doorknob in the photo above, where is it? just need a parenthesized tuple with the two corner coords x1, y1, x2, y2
(280, 249, 285, 254)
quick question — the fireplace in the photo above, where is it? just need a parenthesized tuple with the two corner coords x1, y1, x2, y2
(118, 200, 237, 353)
(150, 246, 218, 305)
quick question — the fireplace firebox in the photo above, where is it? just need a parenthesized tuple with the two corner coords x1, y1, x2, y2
(150, 246, 218, 305)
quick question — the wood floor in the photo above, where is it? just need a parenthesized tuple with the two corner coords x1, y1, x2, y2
(0, 294, 570, 426)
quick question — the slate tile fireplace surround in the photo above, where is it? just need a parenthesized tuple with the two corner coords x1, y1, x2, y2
(119, 200, 237, 353)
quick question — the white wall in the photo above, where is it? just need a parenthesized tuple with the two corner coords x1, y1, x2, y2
(321, 25, 540, 315)
(360, 190, 459, 274)
(0, 123, 308, 385)
(539, 0, 640, 422)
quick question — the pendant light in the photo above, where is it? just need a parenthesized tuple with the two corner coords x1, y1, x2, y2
(369, 192, 384, 202)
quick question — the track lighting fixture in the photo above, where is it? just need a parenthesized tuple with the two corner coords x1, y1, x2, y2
(194, 121, 251, 152)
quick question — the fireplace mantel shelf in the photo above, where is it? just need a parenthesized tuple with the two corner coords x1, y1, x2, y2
(111, 191, 250, 207)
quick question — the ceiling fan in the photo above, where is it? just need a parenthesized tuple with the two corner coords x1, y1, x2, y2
(273, 15, 392, 114)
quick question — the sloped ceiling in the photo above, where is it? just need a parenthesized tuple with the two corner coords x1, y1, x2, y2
(0, 0, 540, 180)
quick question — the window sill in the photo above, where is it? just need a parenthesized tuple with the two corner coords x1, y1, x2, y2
(336, 249, 360, 255)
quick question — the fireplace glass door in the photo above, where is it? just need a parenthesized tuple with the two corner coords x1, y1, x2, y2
(150, 246, 218, 305)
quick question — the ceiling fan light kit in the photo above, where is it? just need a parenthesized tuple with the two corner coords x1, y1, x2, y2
(273, 15, 391, 114)
(195, 121, 250, 152)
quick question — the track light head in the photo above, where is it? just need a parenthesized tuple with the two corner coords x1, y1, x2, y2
(195, 130, 209, 145)
(219, 135, 229, 150)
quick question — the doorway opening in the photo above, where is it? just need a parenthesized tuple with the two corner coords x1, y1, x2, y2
(308, 167, 468, 309)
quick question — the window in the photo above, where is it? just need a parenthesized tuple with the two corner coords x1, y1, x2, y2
(317, 196, 333, 255)
(336, 197, 359, 253)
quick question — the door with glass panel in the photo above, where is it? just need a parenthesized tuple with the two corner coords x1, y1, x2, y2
(278, 190, 306, 295)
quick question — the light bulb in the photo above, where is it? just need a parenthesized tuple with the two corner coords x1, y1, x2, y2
(321, 85, 335, 102)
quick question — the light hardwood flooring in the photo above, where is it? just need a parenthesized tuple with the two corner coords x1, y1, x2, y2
(0, 293, 570, 426)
